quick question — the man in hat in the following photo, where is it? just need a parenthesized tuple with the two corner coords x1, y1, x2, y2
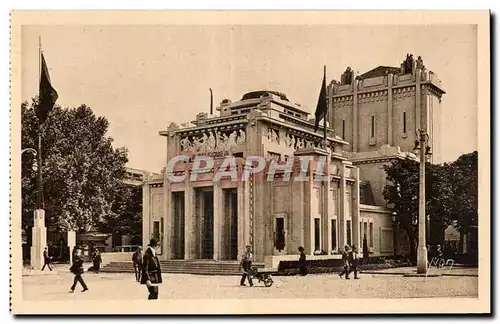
(132, 246, 143, 282)
(92, 247, 102, 274)
(140, 238, 162, 300)
(239, 245, 254, 286)
(41, 247, 52, 271)
(69, 247, 89, 293)
(348, 245, 360, 279)
(339, 245, 351, 279)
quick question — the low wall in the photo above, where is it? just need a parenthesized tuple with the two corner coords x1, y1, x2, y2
(264, 254, 342, 269)
(101, 252, 134, 266)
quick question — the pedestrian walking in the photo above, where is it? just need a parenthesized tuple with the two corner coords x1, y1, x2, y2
(298, 246, 307, 276)
(239, 245, 253, 286)
(339, 245, 351, 279)
(140, 239, 162, 300)
(132, 246, 143, 282)
(69, 247, 89, 293)
(41, 247, 52, 271)
(92, 248, 102, 274)
(348, 245, 360, 279)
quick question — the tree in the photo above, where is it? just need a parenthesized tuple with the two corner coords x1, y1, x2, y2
(21, 99, 129, 233)
(383, 151, 479, 259)
(98, 184, 143, 242)
(382, 157, 420, 260)
(448, 151, 478, 254)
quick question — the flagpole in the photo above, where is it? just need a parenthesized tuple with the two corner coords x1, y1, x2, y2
(209, 88, 213, 115)
(323, 65, 327, 147)
(37, 36, 43, 210)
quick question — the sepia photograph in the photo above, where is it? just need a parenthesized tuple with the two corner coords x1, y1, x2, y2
(9, 10, 490, 314)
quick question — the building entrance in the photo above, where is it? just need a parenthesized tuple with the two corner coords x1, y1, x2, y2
(195, 188, 214, 259)
(171, 191, 185, 259)
(222, 189, 238, 260)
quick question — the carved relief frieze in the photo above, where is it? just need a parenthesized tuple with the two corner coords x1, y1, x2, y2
(179, 127, 246, 154)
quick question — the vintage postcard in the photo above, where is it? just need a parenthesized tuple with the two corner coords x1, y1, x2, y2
(10, 10, 490, 314)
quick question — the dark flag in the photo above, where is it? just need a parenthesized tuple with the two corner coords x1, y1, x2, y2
(210, 88, 213, 115)
(314, 67, 327, 132)
(37, 52, 58, 125)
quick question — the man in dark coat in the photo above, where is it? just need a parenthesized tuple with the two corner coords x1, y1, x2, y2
(41, 247, 52, 271)
(141, 239, 162, 300)
(69, 247, 89, 293)
(92, 248, 102, 274)
(338, 245, 351, 279)
(298, 246, 307, 276)
(132, 246, 143, 282)
(348, 245, 360, 279)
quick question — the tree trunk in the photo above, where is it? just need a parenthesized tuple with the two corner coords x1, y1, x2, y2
(459, 229, 464, 254)
(404, 228, 417, 263)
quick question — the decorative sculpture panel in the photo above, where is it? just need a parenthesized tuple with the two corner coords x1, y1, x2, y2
(179, 128, 246, 154)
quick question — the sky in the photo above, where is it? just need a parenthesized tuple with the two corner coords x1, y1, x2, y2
(21, 24, 478, 173)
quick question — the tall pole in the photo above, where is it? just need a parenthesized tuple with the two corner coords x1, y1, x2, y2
(209, 88, 213, 115)
(323, 65, 327, 147)
(416, 129, 428, 273)
(37, 36, 43, 210)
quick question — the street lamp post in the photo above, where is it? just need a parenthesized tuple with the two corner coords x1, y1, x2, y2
(22, 138, 47, 270)
(413, 128, 432, 274)
(392, 211, 398, 257)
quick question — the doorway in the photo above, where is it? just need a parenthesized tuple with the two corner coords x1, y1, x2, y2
(229, 190, 238, 260)
(314, 218, 321, 252)
(172, 191, 185, 259)
(222, 189, 238, 260)
(200, 190, 214, 259)
(274, 214, 286, 255)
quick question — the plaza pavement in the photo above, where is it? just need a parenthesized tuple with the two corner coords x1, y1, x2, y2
(22, 264, 478, 301)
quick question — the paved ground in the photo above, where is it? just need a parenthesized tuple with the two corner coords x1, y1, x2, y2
(22, 265, 478, 301)
(361, 266, 479, 277)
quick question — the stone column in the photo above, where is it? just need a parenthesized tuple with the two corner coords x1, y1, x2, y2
(352, 167, 361, 250)
(213, 181, 223, 261)
(164, 177, 171, 260)
(237, 176, 246, 260)
(387, 73, 394, 146)
(322, 155, 332, 254)
(184, 179, 194, 260)
(338, 163, 347, 249)
(306, 162, 314, 254)
(142, 183, 150, 250)
(30, 209, 47, 270)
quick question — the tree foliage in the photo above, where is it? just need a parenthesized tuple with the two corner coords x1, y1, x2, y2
(383, 151, 478, 257)
(98, 184, 143, 240)
(21, 99, 129, 233)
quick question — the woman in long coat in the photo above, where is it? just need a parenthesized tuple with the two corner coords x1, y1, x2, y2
(140, 239, 162, 300)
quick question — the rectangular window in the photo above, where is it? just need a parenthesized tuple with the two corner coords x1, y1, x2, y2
(369, 222, 374, 247)
(153, 221, 160, 241)
(342, 120, 346, 139)
(371, 115, 375, 138)
(403, 112, 407, 134)
(364, 222, 368, 241)
(275, 217, 285, 252)
(331, 219, 337, 251)
(346, 220, 352, 246)
(317, 189, 322, 215)
(360, 222, 362, 243)
(314, 218, 321, 251)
